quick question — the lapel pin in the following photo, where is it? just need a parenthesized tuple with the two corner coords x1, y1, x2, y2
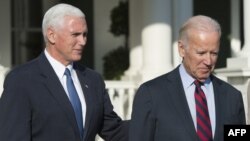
(85, 84, 88, 88)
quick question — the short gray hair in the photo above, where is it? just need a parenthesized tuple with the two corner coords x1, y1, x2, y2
(42, 3, 85, 42)
(178, 15, 221, 43)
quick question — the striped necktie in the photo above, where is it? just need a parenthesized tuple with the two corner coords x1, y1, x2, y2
(64, 68, 84, 139)
(194, 80, 213, 141)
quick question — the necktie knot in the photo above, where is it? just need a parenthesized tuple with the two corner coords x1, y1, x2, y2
(194, 80, 203, 88)
(64, 68, 72, 77)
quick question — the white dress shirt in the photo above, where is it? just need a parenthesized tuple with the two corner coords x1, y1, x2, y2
(179, 64, 216, 137)
(44, 49, 86, 127)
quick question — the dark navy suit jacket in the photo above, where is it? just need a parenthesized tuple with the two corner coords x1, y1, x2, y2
(129, 66, 245, 141)
(0, 53, 128, 141)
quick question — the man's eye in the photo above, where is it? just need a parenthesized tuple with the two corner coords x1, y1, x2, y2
(72, 33, 80, 36)
(197, 52, 205, 55)
(211, 52, 218, 56)
(83, 32, 88, 37)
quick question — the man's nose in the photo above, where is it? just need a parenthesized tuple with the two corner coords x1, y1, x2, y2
(204, 54, 212, 65)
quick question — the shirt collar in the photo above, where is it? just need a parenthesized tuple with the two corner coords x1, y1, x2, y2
(44, 49, 73, 79)
(179, 64, 194, 89)
(179, 64, 211, 88)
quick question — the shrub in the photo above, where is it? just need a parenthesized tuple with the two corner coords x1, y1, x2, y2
(103, 46, 129, 80)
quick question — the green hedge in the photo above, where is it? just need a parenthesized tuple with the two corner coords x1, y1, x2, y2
(103, 46, 129, 80)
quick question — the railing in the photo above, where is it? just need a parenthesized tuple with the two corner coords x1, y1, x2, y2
(105, 80, 137, 120)
(95, 80, 137, 141)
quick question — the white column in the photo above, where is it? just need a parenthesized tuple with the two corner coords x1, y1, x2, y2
(0, 65, 9, 97)
(239, 0, 250, 57)
(172, 0, 193, 67)
(122, 0, 143, 82)
(141, 0, 172, 82)
(230, 0, 241, 57)
(0, 0, 11, 68)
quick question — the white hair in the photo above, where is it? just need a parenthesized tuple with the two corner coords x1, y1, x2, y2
(178, 15, 221, 44)
(42, 3, 85, 43)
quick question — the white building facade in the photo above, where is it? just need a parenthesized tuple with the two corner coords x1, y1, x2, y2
(0, 0, 249, 124)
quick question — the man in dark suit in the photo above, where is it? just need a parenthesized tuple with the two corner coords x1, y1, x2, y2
(129, 15, 246, 141)
(0, 3, 128, 141)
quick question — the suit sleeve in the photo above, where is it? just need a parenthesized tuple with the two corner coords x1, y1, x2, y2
(0, 72, 32, 141)
(97, 74, 129, 141)
(129, 84, 156, 141)
(236, 91, 246, 124)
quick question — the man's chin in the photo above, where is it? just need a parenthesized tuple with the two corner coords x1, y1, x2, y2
(199, 75, 210, 81)
(72, 56, 82, 62)
(197, 73, 210, 80)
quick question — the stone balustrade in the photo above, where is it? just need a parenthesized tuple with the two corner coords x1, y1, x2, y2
(95, 80, 137, 141)
(105, 80, 137, 120)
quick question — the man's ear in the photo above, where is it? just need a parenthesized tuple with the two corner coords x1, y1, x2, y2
(47, 27, 56, 44)
(178, 40, 185, 57)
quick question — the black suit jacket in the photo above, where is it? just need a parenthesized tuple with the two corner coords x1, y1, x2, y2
(129, 66, 245, 141)
(0, 53, 128, 141)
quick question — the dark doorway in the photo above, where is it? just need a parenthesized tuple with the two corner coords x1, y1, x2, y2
(193, 0, 231, 68)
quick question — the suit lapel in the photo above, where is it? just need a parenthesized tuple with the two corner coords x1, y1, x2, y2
(38, 53, 80, 136)
(166, 67, 198, 140)
(74, 65, 95, 140)
(211, 76, 224, 141)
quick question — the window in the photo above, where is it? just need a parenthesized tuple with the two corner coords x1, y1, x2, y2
(11, 0, 43, 66)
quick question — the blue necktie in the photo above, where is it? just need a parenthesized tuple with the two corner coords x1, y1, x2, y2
(64, 68, 84, 138)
